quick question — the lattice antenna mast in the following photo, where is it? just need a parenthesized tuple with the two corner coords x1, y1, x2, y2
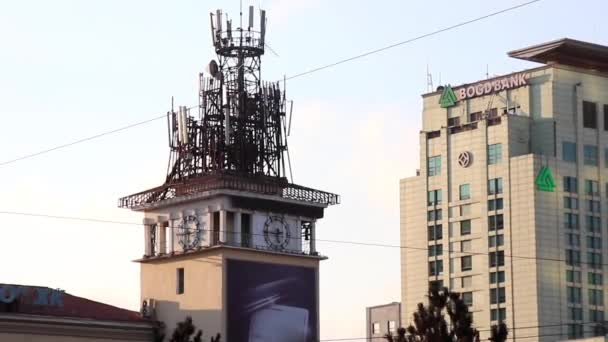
(165, 6, 289, 183)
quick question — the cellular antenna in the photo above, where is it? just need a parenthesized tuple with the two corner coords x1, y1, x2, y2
(248, 5, 254, 29)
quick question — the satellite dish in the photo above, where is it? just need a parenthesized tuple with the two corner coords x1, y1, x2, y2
(207, 60, 221, 79)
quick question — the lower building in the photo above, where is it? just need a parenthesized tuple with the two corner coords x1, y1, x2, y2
(0, 284, 155, 341)
(366, 302, 401, 340)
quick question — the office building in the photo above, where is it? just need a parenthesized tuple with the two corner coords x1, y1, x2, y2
(400, 38, 608, 341)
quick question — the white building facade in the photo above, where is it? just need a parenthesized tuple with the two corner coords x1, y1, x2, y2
(400, 39, 608, 341)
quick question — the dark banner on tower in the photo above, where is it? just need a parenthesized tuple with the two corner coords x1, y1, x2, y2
(226, 259, 318, 342)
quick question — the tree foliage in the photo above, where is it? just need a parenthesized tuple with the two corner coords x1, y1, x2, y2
(154, 316, 220, 342)
(385, 287, 507, 342)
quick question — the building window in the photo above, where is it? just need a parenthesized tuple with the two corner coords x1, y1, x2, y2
(459, 184, 471, 200)
(566, 233, 580, 247)
(587, 236, 602, 249)
(429, 260, 443, 276)
(429, 280, 443, 292)
(388, 321, 396, 334)
(589, 289, 604, 306)
(605, 148, 608, 168)
(566, 249, 581, 266)
(564, 197, 579, 210)
(488, 178, 503, 195)
(461, 276, 472, 288)
(488, 144, 502, 165)
(429, 244, 443, 257)
(490, 287, 506, 304)
(461, 240, 472, 252)
(470, 111, 482, 122)
(428, 156, 442, 176)
(490, 271, 505, 284)
(567, 286, 582, 304)
(488, 198, 504, 211)
(569, 307, 583, 321)
(461, 256, 472, 271)
(583, 101, 597, 129)
(585, 179, 599, 195)
(604, 104, 608, 130)
(428, 225, 442, 241)
(564, 213, 579, 230)
(488, 234, 504, 248)
(567, 270, 582, 284)
(490, 308, 506, 322)
(564, 176, 578, 193)
(588, 252, 602, 269)
(428, 189, 442, 206)
(427, 209, 442, 221)
(460, 220, 471, 235)
(568, 324, 583, 339)
(562, 141, 577, 162)
(462, 292, 473, 306)
(372, 322, 381, 334)
(586, 216, 601, 233)
(488, 214, 504, 231)
(590, 310, 604, 323)
(177, 268, 185, 295)
(587, 200, 600, 213)
(584, 145, 598, 166)
(489, 251, 505, 267)
(448, 117, 460, 127)
(589, 272, 603, 286)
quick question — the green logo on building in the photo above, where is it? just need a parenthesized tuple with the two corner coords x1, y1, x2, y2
(536, 166, 556, 192)
(439, 85, 457, 108)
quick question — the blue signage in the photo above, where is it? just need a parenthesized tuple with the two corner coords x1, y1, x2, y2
(0, 285, 64, 307)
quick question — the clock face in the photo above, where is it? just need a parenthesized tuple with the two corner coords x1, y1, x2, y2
(177, 215, 202, 250)
(263, 216, 290, 250)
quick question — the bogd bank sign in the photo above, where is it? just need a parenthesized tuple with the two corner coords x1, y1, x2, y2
(439, 72, 530, 108)
(226, 259, 317, 342)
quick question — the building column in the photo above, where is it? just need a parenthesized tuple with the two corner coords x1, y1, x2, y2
(233, 211, 242, 246)
(219, 210, 227, 243)
(310, 221, 316, 255)
(157, 222, 167, 254)
(143, 218, 155, 256)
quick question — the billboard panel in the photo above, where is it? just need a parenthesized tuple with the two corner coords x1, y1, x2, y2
(226, 259, 318, 342)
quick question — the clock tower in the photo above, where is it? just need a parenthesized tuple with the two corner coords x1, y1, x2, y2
(119, 7, 338, 342)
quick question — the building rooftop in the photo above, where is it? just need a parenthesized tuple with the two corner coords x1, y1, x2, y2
(508, 38, 608, 73)
(0, 284, 146, 323)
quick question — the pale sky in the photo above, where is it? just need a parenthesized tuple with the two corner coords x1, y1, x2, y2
(1, 0, 607, 340)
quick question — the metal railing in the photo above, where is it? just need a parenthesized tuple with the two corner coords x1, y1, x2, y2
(118, 175, 340, 209)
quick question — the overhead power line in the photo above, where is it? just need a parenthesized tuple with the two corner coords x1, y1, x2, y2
(0, 0, 542, 167)
(0, 209, 606, 269)
(284, 0, 542, 81)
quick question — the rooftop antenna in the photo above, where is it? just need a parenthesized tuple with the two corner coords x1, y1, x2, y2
(426, 64, 434, 92)
(486, 64, 489, 79)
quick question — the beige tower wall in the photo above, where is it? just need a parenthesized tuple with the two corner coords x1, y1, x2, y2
(140, 247, 320, 339)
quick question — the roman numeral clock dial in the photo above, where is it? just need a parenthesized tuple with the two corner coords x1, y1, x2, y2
(263, 216, 290, 250)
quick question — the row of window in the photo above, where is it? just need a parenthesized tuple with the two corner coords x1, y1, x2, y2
(371, 321, 396, 335)
(567, 287, 604, 305)
(427, 144, 503, 176)
(566, 234, 602, 249)
(566, 270, 604, 285)
(427, 178, 503, 206)
(564, 176, 601, 195)
(561, 142, 607, 167)
(581, 100, 608, 130)
(563, 213, 604, 232)
(565, 250, 603, 268)
(564, 197, 601, 212)
(427, 215, 504, 241)
(429, 251, 506, 276)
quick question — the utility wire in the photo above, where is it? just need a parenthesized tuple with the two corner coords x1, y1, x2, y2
(0, 210, 606, 269)
(0, 1, 542, 168)
(284, 0, 542, 81)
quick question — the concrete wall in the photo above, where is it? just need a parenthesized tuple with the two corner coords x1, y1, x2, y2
(365, 302, 401, 340)
(140, 247, 320, 339)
